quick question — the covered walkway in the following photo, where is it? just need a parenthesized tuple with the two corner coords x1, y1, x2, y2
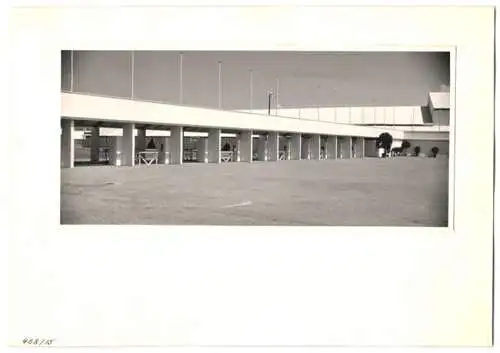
(61, 92, 405, 168)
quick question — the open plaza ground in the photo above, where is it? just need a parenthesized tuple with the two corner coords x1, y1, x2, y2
(61, 157, 449, 226)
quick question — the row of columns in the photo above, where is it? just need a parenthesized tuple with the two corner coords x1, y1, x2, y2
(61, 120, 366, 168)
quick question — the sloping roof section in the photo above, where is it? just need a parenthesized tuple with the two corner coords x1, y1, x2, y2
(429, 92, 450, 110)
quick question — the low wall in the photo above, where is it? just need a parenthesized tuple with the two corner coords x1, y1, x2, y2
(403, 131, 449, 141)
(363, 138, 449, 158)
(364, 139, 378, 157)
(431, 110, 450, 126)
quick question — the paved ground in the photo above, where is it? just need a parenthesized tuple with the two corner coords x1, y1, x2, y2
(61, 157, 449, 226)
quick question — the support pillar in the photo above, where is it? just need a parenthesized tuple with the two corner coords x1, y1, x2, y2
(326, 135, 337, 160)
(338, 136, 350, 159)
(349, 137, 353, 158)
(159, 137, 170, 164)
(122, 123, 135, 166)
(238, 130, 253, 163)
(109, 136, 123, 166)
(61, 119, 74, 168)
(290, 133, 301, 160)
(301, 136, 311, 160)
(364, 138, 378, 157)
(257, 135, 268, 161)
(235, 139, 241, 162)
(268, 131, 279, 161)
(311, 134, 321, 160)
(170, 126, 183, 165)
(90, 126, 100, 163)
(207, 128, 221, 163)
(136, 128, 146, 152)
(286, 138, 292, 160)
(197, 137, 208, 163)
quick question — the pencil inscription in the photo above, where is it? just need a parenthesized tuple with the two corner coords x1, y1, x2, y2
(22, 337, 55, 346)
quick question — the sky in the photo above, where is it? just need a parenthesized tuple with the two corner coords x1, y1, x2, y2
(62, 51, 450, 110)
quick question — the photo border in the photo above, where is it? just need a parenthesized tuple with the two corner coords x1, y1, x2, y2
(8, 5, 494, 347)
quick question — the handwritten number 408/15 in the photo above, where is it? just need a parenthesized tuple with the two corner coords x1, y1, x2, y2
(22, 338, 54, 345)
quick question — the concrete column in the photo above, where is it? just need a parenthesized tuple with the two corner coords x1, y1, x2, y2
(326, 135, 337, 160)
(238, 130, 253, 163)
(122, 123, 135, 166)
(360, 137, 365, 158)
(352, 137, 363, 158)
(257, 135, 268, 161)
(207, 128, 221, 163)
(302, 137, 311, 160)
(268, 131, 279, 161)
(61, 119, 75, 168)
(136, 128, 146, 152)
(311, 134, 321, 160)
(338, 136, 350, 159)
(234, 139, 241, 162)
(90, 126, 100, 163)
(170, 126, 183, 165)
(109, 136, 123, 166)
(197, 137, 208, 163)
(158, 137, 170, 164)
(364, 138, 377, 157)
(286, 139, 292, 160)
(320, 138, 326, 160)
(290, 133, 301, 160)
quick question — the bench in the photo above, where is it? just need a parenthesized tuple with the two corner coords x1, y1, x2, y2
(98, 147, 110, 162)
(183, 149, 198, 161)
(136, 150, 159, 166)
(221, 151, 233, 163)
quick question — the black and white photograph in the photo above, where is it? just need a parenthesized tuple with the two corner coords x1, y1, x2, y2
(60, 50, 451, 226)
(8, 4, 494, 349)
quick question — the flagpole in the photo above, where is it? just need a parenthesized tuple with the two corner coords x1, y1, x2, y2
(179, 52, 183, 104)
(317, 84, 321, 120)
(218, 61, 222, 109)
(131, 50, 135, 99)
(249, 69, 253, 112)
(275, 77, 280, 115)
(267, 90, 272, 116)
(70, 50, 74, 92)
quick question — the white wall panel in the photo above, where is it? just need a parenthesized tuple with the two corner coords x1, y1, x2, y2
(62, 93, 406, 139)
